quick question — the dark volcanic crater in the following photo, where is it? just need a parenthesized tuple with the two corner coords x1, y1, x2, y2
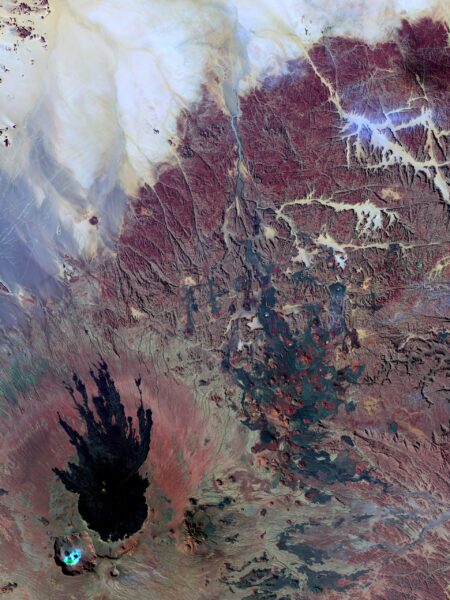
(53, 362, 152, 542)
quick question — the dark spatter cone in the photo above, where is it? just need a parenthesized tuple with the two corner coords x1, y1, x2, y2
(53, 362, 152, 541)
(183, 496, 233, 550)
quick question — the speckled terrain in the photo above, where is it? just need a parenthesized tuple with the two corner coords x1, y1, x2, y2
(0, 3, 449, 599)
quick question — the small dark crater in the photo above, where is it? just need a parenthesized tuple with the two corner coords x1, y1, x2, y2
(53, 361, 152, 541)
(89, 215, 98, 225)
(0, 582, 17, 594)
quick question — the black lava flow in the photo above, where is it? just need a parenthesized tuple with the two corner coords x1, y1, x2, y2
(53, 361, 153, 541)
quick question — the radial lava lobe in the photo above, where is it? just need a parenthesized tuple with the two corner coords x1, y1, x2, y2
(53, 361, 152, 541)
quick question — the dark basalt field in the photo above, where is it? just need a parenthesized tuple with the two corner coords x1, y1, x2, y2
(0, 11, 449, 600)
